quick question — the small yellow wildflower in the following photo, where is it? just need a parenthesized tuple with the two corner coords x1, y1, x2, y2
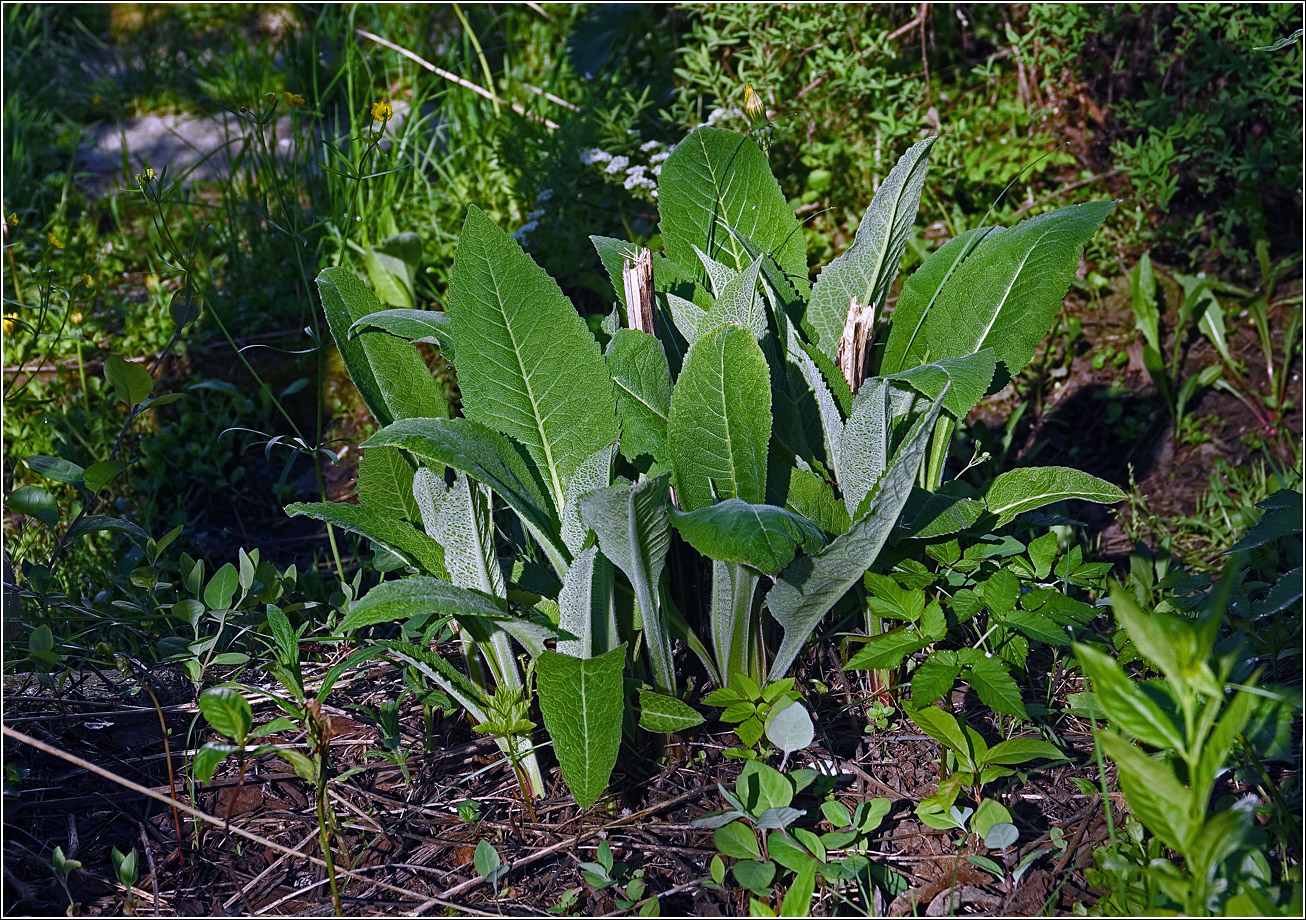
(5, 213, 16, 229)
(145, 274, 160, 292)
(91, 96, 102, 106)
(139, 167, 157, 185)
(370, 99, 393, 123)
(79, 273, 94, 289)
(47, 232, 64, 250)
(70, 312, 84, 326)
(284, 91, 306, 107)
(3, 313, 20, 336)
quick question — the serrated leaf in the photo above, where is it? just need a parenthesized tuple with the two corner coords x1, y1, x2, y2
(638, 689, 705, 733)
(911, 651, 962, 705)
(358, 446, 420, 523)
(766, 390, 944, 677)
(447, 205, 617, 509)
(670, 499, 825, 574)
(606, 329, 671, 462)
(285, 501, 446, 577)
(104, 355, 153, 406)
(704, 253, 767, 339)
(781, 466, 850, 536)
(362, 417, 564, 573)
(536, 644, 627, 808)
(963, 656, 1028, 719)
(807, 137, 935, 360)
(318, 266, 448, 425)
(668, 324, 771, 512)
(886, 351, 997, 420)
(581, 476, 675, 693)
(658, 128, 806, 280)
(844, 625, 931, 670)
(985, 466, 1125, 526)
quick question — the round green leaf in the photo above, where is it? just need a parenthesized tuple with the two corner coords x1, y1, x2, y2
(764, 699, 814, 755)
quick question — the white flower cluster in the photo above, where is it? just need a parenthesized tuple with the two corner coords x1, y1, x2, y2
(578, 138, 675, 202)
(698, 106, 742, 129)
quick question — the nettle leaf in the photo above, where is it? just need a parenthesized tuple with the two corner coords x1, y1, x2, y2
(285, 501, 446, 577)
(658, 127, 806, 280)
(985, 466, 1125, 526)
(318, 267, 448, 425)
(536, 644, 627, 808)
(349, 308, 454, 353)
(667, 324, 772, 512)
(767, 390, 945, 677)
(447, 205, 617, 509)
(557, 545, 618, 659)
(963, 655, 1027, 719)
(638, 689, 706, 733)
(606, 329, 672, 463)
(670, 499, 825, 574)
(357, 446, 420, 524)
(806, 137, 935, 361)
(581, 476, 675, 693)
(363, 417, 565, 573)
(883, 202, 1114, 381)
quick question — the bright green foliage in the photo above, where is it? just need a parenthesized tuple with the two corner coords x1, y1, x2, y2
(667, 323, 772, 512)
(357, 446, 420, 524)
(670, 499, 825, 574)
(318, 266, 448, 425)
(637, 689, 706, 733)
(446, 205, 618, 508)
(605, 329, 672, 462)
(985, 466, 1127, 526)
(536, 645, 628, 808)
(284, 501, 446, 577)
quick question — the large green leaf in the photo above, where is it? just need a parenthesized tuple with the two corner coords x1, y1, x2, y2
(985, 466, 1125, 526)
(357, 446, 420, 524)
(318, 266, 448, 425)
(1097, 730, 1193, 852)
(580, 476, 675, 693)
(447, 205, 618, 508)
(703, 253, 767, 339)
(806, 137, 935, 360)
(670, 499, 825, 574)
(766, 390, 944, 677)
(883, 203, 1114, 380)
(362, 417, 565, 573)
(886, 351, 997, 420)
(437, 474, 507, 601)
(363, 232, 423, 309)
(349, 307, 454, 355)
(658, 128, 806, 280)
(836, 378, 893, 518)
(536, 644, 628, 808)
(605, 329, 671, 463)
(285, 501, 446, 577)
(667, 324, 772, 512)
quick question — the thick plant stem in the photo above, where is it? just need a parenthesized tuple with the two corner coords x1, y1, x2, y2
(922, 415, 955, 491)
(712, 561, 762, 685)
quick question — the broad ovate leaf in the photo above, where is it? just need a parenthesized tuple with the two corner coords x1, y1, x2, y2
(667, 324, 772, 512)
(670, 499, 825, 574)
(606, 329, 672, 463)
(536, 644, 627, 808)
(985, 466, 1125, 526)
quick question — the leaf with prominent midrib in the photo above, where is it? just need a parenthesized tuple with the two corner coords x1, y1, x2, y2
(985, 466, 1125, 526)
(285, 501, 446, 577)
(536, 644, 627, 808)
(357, 446, 420, 524)
(606, 329, 671, 463)
(580, 476, 675, 693)
(557, 546, 618, 659)
(766, 390, 945, 677)
(886, 350, 997, 420)
(670, 499, 825, 574)
(806, 137, 935, 361)
(658, 128, 806, 280)
(667, 324, 771, 512)
(363, 417, 566, 574)
(560, 443, 617, 556)
(447, 205, 617, 509)
(349, 308, 454, 356)
(885, 202, 1115, 379)
(318, 267, 448, 424)
(638, 689, 705, 733)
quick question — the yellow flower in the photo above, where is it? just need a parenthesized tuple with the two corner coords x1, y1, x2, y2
(3, 313, 20, 335)
(742, 83, 766, 126)
(370, 99, 393, 123)
(92, 96, 102, 106)
(79, 273, 94, 288)
(47, 232, 64, 250)
(139, 167, 157, 186)
(70, 312, 84, 326)
(145, 274, 160, 292)
(284, 91, 306, 107)
(5, 213, 16, 229)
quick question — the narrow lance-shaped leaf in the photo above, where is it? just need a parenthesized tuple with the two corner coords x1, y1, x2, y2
(447, 205, 618, 509)
(580, 476, 675, 694)
(667, 324, 772, 512)
(984, 466, 1125, 526)
(285, 501, 446, 578)
(557, 546, 618, 659)
(536, 644, 628, 808)
(318, 266, 448, 424)
(806, 137, 936, 361)
(767, 389, 946, 677)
